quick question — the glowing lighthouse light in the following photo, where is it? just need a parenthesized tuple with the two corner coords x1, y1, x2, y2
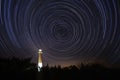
(38, 49, 43, 72)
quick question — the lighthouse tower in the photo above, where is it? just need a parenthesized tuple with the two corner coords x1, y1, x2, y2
(38, 49, 43, 72)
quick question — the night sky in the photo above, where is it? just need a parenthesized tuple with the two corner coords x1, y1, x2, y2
(0, 0, 120, 67)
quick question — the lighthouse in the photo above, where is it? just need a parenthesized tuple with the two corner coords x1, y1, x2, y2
(38, 49, 43, 72)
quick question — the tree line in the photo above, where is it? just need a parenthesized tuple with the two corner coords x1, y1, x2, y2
(0, 57, 120, 80)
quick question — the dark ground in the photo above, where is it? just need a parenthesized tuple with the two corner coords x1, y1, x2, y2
(0, 57, 120, 80)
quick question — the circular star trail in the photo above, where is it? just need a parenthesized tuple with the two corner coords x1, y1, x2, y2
(0, 0, 120, 66)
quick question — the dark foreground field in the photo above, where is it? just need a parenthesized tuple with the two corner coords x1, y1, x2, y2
(0, 58, 120, 80)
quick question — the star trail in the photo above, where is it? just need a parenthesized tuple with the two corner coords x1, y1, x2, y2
(0, 0, 120, 67)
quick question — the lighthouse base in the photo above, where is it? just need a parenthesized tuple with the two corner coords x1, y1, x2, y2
(38, 63, 42, 72)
